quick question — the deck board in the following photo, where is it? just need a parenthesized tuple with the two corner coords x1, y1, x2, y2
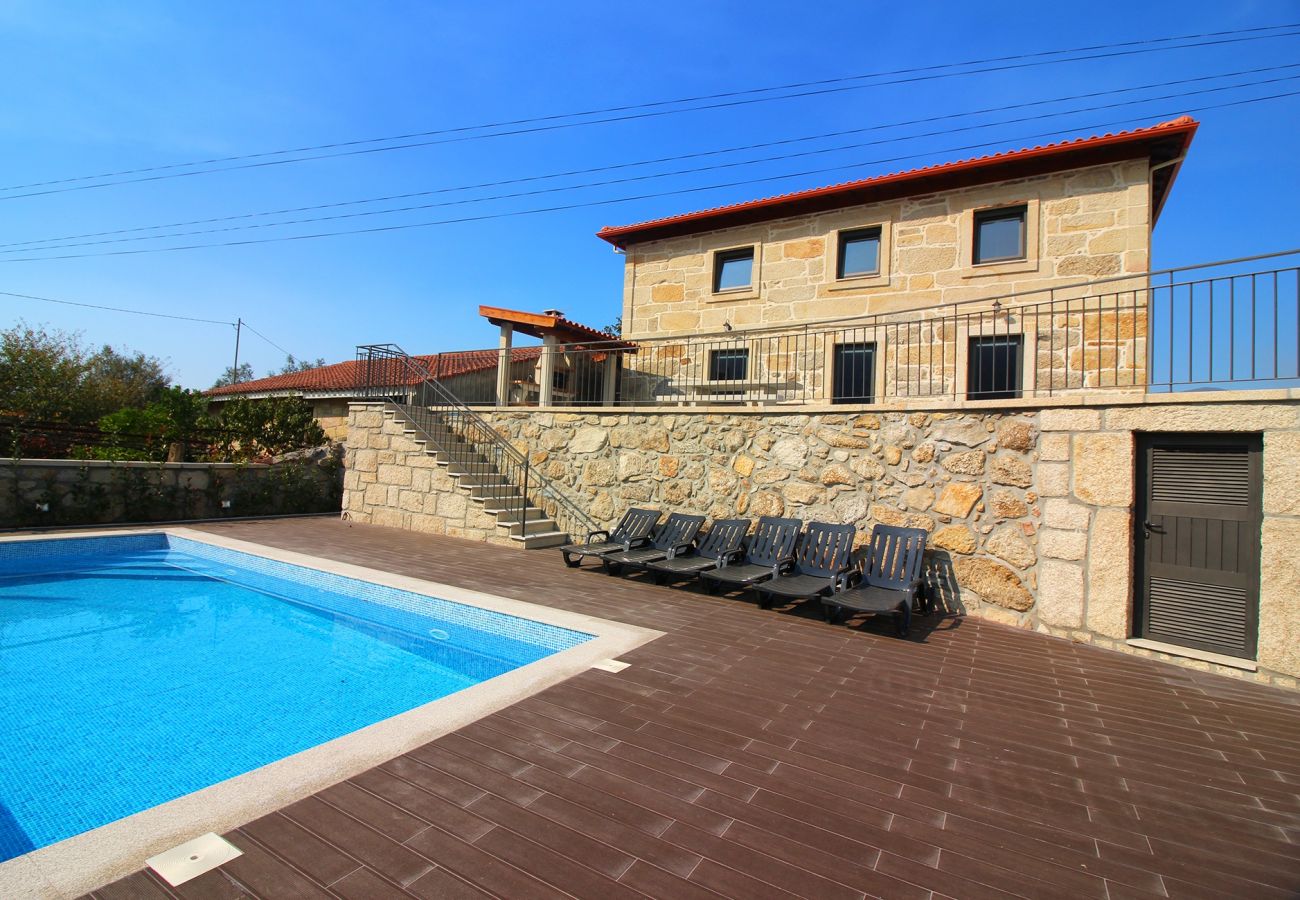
(79, 517, 1300, 900)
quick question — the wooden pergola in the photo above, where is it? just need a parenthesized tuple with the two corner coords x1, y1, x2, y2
(477, 306, 636, 407)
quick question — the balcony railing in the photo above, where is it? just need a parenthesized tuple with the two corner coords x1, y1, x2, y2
(402, 249, 1300, 409)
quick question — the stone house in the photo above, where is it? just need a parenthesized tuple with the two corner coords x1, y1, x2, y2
(596, 116, 1197, 402)
(343, 116, 1300, 690)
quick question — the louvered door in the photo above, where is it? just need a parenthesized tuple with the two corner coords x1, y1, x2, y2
(1134, 434, 1262, 659)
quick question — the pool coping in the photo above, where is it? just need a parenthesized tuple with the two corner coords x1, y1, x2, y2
(0, 527, 665, 900)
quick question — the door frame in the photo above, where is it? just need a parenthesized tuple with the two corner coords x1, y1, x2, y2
(1132, 431, 1263, 659)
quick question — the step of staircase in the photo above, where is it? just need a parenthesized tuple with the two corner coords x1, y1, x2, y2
(512, 530, 569, 550)
(488, 505, 547, 523)
(508, 517, 562, 537)
(470, 484, 520, 500)
(454, 473, 511, 489)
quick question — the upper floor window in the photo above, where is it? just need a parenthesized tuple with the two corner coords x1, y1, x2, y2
(973, 205, 1027, 264)
(836, 227, 882, 279)
(709, 348, 749, 381)
(967, 335, 1023, 400)
(713, 247, 755, 292)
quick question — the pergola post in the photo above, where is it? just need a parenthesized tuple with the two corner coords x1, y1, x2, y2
(495, 323, 513, 406)
(602, 352, 619, 406)
(539, 334, 558, 407)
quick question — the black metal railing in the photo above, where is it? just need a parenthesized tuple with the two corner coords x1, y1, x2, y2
(354, 344, 597, 541)
(425, 249, 1299, 407)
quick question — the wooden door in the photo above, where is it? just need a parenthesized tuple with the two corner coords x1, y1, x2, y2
(1134, 433, 1262, 659)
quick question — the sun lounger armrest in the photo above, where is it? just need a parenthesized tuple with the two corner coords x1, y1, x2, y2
(665, 541, 694, 560)
(837, 570, 863, 592)
(588, 529, 611, 542)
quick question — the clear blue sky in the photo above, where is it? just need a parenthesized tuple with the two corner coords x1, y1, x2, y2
(0, 1, 1297, 388)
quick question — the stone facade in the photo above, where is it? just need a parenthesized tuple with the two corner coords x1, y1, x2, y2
(341, 406, 505, 543)
(609, 160, 1153, 402)
(311, 399, 351, 442)
(0, 456, 342, 528)
(343, 394, 1300, 689)
(622, 160, 1150, 336)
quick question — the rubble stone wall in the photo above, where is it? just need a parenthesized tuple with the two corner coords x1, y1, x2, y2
(343, 396, 1300, 688)
(1, 455, 342, 528)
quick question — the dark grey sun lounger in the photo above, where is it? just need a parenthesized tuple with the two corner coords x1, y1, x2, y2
(601, 512, 706, 573)
(823, 524, 928, 635)
(698, 516, 802, 595)
(559, 508, 660, 568)
(753, 522, 856, 610)
(644, 518, 751, 584)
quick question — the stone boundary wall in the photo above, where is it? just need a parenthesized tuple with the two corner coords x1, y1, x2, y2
(0, 456, 342, 529)
(342, 407, 505, 543)
(343, 397, 1300, 688)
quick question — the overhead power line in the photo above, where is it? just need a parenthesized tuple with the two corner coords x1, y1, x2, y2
(6, 62, 1296, 253)
(5, 73, 1299, 255)
(4, 89, 1296, 264)
(238, 321, 297, 360)
(0, 288, 234, 325)
(0, 288, 304, 362)
(1, 23, 1298, 201)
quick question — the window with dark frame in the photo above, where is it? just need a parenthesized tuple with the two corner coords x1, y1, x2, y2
(832, 342, 876, 404)
(708, 348, 749, 382)
(967, 335, 1023, 400)
(713, 247, 755, 292)
(836, 227, 882, 279)
(973, 205, 1027, 264)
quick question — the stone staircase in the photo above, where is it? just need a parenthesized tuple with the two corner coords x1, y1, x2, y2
(381, 406, 570, 549)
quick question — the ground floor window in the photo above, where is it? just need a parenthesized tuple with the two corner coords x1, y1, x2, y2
(967, 334, 1023, 400)
(708, 348, 749, 381)
(832, 342, 876, 403)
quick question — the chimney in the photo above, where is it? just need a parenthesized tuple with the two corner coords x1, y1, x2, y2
(542, 308, 564, 318)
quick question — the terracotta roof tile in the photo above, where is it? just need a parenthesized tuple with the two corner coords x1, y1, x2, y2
(597, 117, 1198, 245)
(205, 348, 542, 398)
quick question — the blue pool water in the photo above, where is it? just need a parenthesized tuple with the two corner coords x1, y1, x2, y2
(0, 533, 591, 862)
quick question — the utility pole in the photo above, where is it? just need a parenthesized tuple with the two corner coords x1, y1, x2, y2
(232, 318, 243, 382)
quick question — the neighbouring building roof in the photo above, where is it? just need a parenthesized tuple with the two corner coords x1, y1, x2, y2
(205, 348, 543, 399)
(596, 117, 1198, 248)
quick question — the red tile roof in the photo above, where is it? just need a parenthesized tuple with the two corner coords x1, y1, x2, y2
(205, 348, 542, 398)
(596, 117, 1198, 247)
(478, 305, 636, 348)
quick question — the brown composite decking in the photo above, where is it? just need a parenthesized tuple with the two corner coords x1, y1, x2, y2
(89, 518, 1300, 900)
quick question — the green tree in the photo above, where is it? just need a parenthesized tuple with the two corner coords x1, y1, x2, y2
(211, 362, 254, 388)
(219, 395, 326, 459)
(97, 388, 216, 461)
(84, 345, 170, 412)
(273, 355, 326, 375)
(0, 323, 171, 424)
(0, 324, 91, 422)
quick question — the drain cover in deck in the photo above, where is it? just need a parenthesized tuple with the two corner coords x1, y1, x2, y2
(146, 832, 242, 886)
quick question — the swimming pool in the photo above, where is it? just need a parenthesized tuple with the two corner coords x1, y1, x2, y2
(0, 531, 595, 865)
